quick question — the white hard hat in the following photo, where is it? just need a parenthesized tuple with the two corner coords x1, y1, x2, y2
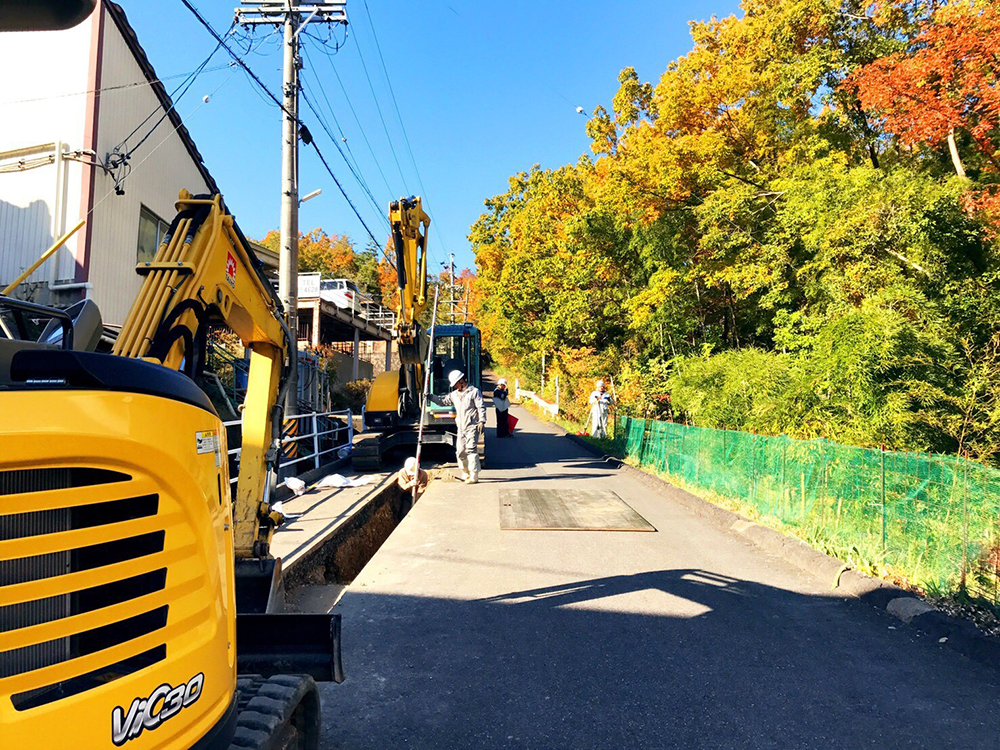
(498, 378, 507, 386)
(404, 457, 417, 475)
(448, 370, 466, 387)
(596, 379, 605, 387)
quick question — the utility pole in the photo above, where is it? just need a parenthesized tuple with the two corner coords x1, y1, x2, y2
(237, 1, 347, 412)
(448, 253, 456, 324)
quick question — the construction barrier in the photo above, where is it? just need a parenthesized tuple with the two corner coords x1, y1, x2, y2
(615, 415, 1000, 604)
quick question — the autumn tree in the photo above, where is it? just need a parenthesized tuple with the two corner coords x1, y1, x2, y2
(848, 0, 1000, 180)
(470, 0, 1000, 456)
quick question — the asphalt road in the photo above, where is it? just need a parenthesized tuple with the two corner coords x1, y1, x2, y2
(319, 399, 999, 749)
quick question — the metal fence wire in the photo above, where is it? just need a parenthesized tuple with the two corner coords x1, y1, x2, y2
(614, 415, 1000, 604)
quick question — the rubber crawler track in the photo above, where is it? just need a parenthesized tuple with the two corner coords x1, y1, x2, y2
(230, 674, 320, 750)
(351, 435, 382, 471)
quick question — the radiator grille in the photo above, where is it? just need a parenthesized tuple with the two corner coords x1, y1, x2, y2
(0, 467, 172, 710)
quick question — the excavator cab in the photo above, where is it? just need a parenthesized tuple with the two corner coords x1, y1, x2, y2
(426, 323, 483, 418)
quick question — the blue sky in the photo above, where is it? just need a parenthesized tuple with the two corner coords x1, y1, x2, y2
(126, 0, 742, 272)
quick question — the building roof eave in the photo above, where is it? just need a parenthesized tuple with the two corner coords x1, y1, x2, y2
(103, 0, 220, 196)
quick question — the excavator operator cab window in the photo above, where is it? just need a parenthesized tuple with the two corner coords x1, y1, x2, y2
(431, 336, 468, 395)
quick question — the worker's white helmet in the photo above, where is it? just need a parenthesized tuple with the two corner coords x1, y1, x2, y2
(596, 379, 605, 388)
(448, 369, 466, 388)
(404, 457, 417, 475)
(498, 378, 507, 386)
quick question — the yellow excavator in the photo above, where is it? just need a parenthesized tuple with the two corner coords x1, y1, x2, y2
(352, 197, 484, 471)
(0, 192, 341, 748)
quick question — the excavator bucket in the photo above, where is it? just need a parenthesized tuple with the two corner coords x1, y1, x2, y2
(236, 613, 344, 683)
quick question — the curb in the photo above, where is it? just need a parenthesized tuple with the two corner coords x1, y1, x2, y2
(559, 429, 1000, 668)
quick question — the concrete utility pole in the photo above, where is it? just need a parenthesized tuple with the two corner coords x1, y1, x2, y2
(237, 1, 347, 412)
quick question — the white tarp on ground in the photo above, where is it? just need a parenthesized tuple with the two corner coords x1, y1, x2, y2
(317, 473, 372, 489)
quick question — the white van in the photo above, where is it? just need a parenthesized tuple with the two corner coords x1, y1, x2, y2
(320, 278, 366, 316)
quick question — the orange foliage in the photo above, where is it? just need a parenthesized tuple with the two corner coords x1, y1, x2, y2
(848, 2, 1000, 155)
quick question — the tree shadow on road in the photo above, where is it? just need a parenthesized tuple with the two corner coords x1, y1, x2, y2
(323, 568, 1000, 749)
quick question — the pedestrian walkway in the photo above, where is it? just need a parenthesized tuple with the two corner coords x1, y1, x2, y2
(271, 469, 393, 571)
(319, 403, 999, 749)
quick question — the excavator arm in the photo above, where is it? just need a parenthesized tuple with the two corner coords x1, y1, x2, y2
(0, 189, 344, 747)
(353, 197, 438, 468)
(112, 190, 290, 559)
(390, 196, 430, 365)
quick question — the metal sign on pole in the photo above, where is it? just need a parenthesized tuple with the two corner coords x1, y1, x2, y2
(413, 286, 441, 504)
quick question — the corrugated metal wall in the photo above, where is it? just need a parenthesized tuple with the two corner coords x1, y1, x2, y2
(87, 5, 212, 325)
(0, 19, 91, 290)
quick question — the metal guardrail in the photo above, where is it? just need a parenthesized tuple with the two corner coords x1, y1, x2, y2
(361, 302, 395, 329)
(223, 408, 354, 487)
(208, 340, 331, 414)
(514, 379, 559, 416)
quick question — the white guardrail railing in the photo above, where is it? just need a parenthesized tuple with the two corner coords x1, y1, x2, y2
(514, 379, 559, 417)
(223, 408, 354, 487)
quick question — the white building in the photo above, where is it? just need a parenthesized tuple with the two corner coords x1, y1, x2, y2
(0, 0, 227, 326)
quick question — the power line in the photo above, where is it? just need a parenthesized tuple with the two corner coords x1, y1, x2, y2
(91, 68, 238, 216)
(300, 84, 388, 228)
(300, 46, 368, 188)
(1, 64, 231, 106)
(177, 0, 394, 268)
(120, 28, 232, 154)
(360, 0, 425, 197)
(348, 9, 410, 193)
(359, 0, 449, 264)
(309, 140, 385, 250)
(323, 54, 395, 198)
(104, 27, 235, 194)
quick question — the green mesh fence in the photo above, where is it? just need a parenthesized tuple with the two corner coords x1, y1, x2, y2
(614, 415, 1000, 604)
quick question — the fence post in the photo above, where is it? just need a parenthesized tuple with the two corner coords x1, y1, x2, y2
(555, 376, 560, 414)
(679, 423, 686, 476)
(781, 438, 787, 512)
(881, 446, 887, 554)
(313, 413, 320, 470)
(962, 453, 969, 590)
(348, 408, 355, 448)
(751, 433, 758, 504)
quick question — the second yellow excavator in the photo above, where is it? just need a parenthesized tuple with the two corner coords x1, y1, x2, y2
(352, 197, 484, 471)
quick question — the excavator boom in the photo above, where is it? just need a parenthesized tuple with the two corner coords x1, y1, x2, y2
(353, 197, 484, 471)
(112, 190, 289, 559)
(390, 196, 430, 365)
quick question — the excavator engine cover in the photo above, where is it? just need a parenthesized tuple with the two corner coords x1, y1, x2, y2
(0, 361, 238, 749)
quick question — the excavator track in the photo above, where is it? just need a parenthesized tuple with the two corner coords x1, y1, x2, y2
(231, 674, 321, 750)
(351, 434, 383, 471)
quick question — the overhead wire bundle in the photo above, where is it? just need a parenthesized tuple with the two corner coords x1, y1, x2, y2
(177, 0, 393, 264)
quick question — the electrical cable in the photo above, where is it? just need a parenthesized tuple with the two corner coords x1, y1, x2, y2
(89, 68, 238, 217)
(115, 23, 233, 157)
(360, 0, 448, 264)
(177, 0, 396, 268)
(360, 0, 424, 195)
(348, 9, 410, 193)
(300, 85, 388, 228)
(2, 64, 231, 106)
(323, 55, 395, 198)
(300, 46, 366, 184)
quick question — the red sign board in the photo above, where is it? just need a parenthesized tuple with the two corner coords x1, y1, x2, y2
(225, 251, 237, 288)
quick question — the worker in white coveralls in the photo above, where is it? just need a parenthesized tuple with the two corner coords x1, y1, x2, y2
(589, 379, 613, 439)
(429, 369, 486, 484)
